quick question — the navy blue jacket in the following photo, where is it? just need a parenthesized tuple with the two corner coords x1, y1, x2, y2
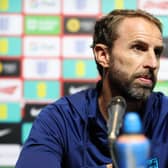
(15, 87, 168, 168)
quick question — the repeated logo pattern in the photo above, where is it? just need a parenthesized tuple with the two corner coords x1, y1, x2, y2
(0, 0, 168, 167)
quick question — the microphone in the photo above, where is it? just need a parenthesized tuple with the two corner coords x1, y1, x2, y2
(107, 96, 127, 139)
(107, 96, 127, 168)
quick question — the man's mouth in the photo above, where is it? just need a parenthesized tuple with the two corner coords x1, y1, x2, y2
(139, 77, 152, 84)
(136, 75, 153, 86)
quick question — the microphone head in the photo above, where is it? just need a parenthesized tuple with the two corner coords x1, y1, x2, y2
(107, 96, 127, 140)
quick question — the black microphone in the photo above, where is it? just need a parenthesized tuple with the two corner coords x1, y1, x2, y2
(107, 96, 127, 168)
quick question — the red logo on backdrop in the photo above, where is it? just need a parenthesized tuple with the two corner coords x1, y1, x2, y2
(0, 86, 17, 94)
(142, 0, 168, 9)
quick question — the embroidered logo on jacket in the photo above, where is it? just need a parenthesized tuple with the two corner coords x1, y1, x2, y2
(147, 158, 159, 168)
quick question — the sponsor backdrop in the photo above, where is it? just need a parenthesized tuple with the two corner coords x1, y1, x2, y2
(0, 0, 168, 167)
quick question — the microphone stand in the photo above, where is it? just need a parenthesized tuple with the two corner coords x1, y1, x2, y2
(107, 96, 127, 168)
(108, 136, 118, 168)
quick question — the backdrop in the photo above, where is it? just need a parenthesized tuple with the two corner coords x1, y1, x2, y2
(0, 0, 168, 167)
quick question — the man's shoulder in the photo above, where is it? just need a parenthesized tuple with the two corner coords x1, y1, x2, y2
(40, 87, 98, 121)
(149, 92, 168, 115)
(57, 87, 97, 107)
(151, 91, 168, 103)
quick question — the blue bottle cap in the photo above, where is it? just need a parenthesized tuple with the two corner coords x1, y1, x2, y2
(123, 112, 142, 134)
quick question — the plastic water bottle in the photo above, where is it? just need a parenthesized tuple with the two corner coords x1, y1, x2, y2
(114, 112, 150, 168)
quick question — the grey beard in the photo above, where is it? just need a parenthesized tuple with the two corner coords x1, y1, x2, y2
(126, 84, 153, 100)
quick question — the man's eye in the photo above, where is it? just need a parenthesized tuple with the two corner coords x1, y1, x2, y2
(132, 44, 146, 51)
(155, 48, 162, 58)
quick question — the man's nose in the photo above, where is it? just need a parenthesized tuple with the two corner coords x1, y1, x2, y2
(143, 50, 159, 69)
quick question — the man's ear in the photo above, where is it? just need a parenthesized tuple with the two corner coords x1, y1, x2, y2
(93, 44, 110, 68)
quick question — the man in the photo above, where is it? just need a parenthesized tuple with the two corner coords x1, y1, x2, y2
(16, 9, 168, 168)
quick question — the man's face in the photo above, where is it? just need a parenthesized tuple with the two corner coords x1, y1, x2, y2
(108, 17, 163, 100)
